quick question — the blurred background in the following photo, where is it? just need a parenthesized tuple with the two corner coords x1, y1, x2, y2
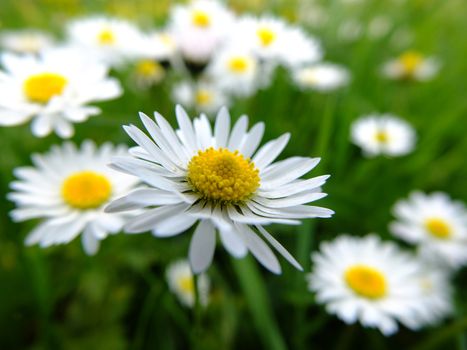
(0, 0, 467, 349)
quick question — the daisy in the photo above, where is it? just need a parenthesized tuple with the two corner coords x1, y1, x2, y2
(0, 48, 122, 138)
(390, 191, 467, 268)
(307, 234, 428, 336)
(382, 51, 440, 81)
(105, 106, 333, 274)
(8, 141, 139, 255)
(207, 46, 259, 97)
(66, 16, 145, 67)
(166, 259, 210, 308)
(350, 114, 416, 157)
(132, 59, 165, 89)
(168, 0, 234, 64)
(292, 63, 350, 92)
(0, 29, 54, 54)
(172, 80, 229, 114)
(135, 31, 177, 63)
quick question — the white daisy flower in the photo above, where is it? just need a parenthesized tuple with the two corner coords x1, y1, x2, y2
(0, 48, 122, 138)
(350, 114, 416, 157)
(66, 16, 145, 67)
(8, 141, 139, 255)
(132, 59, 165, 89)
(0, 29, 54, 54)
(307, 234, 428, 336)
(166, 259, 210, 308)
(382, 51, 440, 81)
(169, 0, 234, 63)
(208, 46, 259, 97)
(172, 81, 229, 114)
(292, 63, 350, 92)
(135, 31, 177, 63)
(105, 106, 333, 274)
(390, 191, 467, 268)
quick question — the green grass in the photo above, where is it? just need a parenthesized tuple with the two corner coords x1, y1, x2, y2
(1, 0, 467, 349)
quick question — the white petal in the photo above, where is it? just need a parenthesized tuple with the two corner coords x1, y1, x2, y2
(189, 220, 216, 273)
(227, 115, 248, 151)
(81, 226, 100, 255)
(219, 226, 248, 258)
(214, 106, 230, 148)
(239, 122, 265, 158)
(253, 133, 290, 170)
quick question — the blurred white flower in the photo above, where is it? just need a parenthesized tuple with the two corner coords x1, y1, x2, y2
(390, 191, 467, 269)
(350, 114, 416, 157)
(338, 19, 363, 42)
(172, 80, 229, 114)
(292, 63, 349, 91)
(169, 0, 234, 63)
(0, 48, 122, 138)
(0, 29, 54, 54)
(66, 16, 145, 67)
(166, 259, 210, 308)
(133, 31, 177, 63)
(382, 51, 440, 81)
(8, 141, 139, 255)
(105, 106, 333, 274)
(367, 16, 392, 40)
(307, 234, 432, 336)
(132, 59, 165, 89)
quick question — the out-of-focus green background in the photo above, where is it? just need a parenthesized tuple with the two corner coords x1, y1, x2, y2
(1, 0, 467, 349)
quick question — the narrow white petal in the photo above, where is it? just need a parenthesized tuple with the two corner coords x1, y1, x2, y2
(219, 226, 248, 258)
(214, 106, 230, 148)
(253, 133, 290, 170)
(189, 220, 216, 273)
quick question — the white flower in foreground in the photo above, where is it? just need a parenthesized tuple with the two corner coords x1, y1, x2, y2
(172, 81, 229, 114)
(382, 51, 439, 81)
(106, 106, 333, 274)
(307, 235, 429, 336)
(66, 16, 145, 66)
(292, 63, 349, 92)
(390, 191, 467, 268)
(350, 114, 416, 157)
(169, 0, 234, 63)
(0, 29, 54, 54)
(0, 48, 122, 138)
(166, 259, 210, 307)
(8, 141, 139, 255)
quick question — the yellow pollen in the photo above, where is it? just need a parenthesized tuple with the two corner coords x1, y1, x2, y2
(97, 29, 116, 45)
(136, 59, 163, 77)
(228, 57, 249, 73)
(187, 147, 260, 203)
(192, 10, 211, 28)
(195, 89, 213, 106)
(61, 171, 112, 209)
(425, 218, 451, 239)
(399, 51, 423, 75)
(375, 130, 389, 143)
(23, 72, 67, 103)
(178, 276, 195, 294)
(257, 27, 277, 47)
(344, 265, 387, 299)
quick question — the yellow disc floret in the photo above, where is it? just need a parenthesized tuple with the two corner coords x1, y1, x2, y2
(344, 265, 387, 299)
(62, 171, 112, 209)
(399, 51, 423, 76)
(97, 28, 116, 45)
(136, 59, 164, 78)
(375, 130, 389, 143)
(257, 27, 277, 47)
(228, 57, 249, 74)
(425, 218, 451, 239)
(195, 89, 213, 106)
(23, 72, 68, 103)
(187, 147, 260, 203)
(192, 10, 211, 28)
(178, 275, 195, 294)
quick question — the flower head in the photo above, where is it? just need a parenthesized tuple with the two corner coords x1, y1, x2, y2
(382, 51, 440, 81)
(292, 63, 350, 91)
(0, 29, 54, 54)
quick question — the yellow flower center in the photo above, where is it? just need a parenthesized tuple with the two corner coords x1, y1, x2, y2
(178, 275, 195, 294)
(344, 265, 387, 299)
(399, 51, 423, 75)
(192, 10, 211, 28)
(187, 147, 260, 203)
(228, 57, 249, 74)
(375, 130, 389, 143)
(136, 59, 164, 78)
(425, 218, 451, 239)
(61, 171, 112, 209)
(23, 72, 68, 103)
(195, 89, 213, 106)
(257, 27, 277, 47)
(97, 28, 116, 45)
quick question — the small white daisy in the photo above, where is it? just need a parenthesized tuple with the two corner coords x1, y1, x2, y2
(350, 114, 416, 157)
(166, 259, 210, 308)
(172, 80, 229, 114)
(0, 29, 54, 54)
(169, 0, 234, 63)
(390, 191, 467, 268)
(292, 63, 350, 92)
(307, 234, 429, 336)
(105, 105, 333, 274)
(0, 48, 122, 138)
(382, 51, 440, 81)
(66, 16, 145, 67)
(134, 31, 177, 63)
(132, 59, 165, 89)
(8, 141, 139, 255)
